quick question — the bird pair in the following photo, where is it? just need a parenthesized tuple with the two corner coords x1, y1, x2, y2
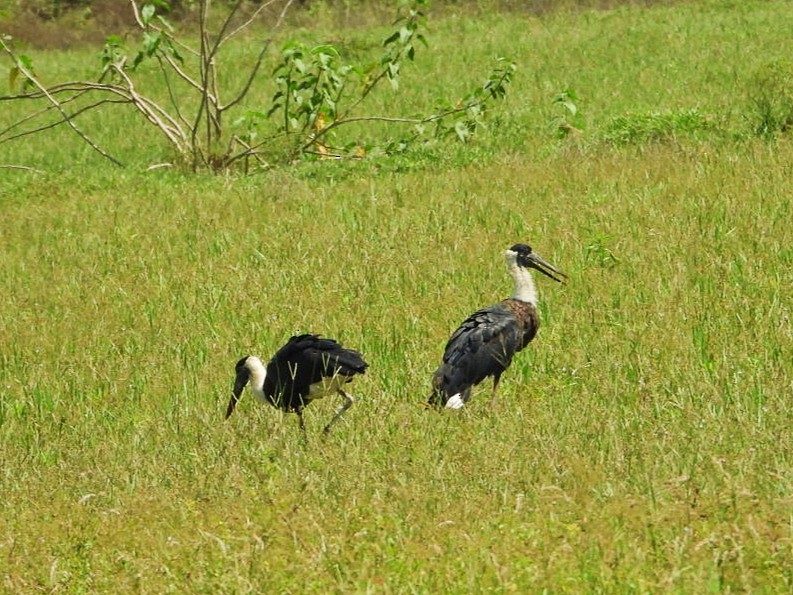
(225, 243, 567, 432)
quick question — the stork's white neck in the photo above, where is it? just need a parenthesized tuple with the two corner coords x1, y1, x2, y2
(509, 265, 537, 304)
(245, 357, 268, 403)
(505, 250, 538, 305)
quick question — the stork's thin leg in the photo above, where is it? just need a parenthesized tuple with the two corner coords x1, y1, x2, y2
(489, 374, 502, 407)
(297, 409, 306, 432)
(323, 389, 354, 434)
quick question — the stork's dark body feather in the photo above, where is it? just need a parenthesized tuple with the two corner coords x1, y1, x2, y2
(430, 299, 539, 406)
(263, 334, 368, 412)
(428, 243, 566, 409)
(226, 333, 367, 431)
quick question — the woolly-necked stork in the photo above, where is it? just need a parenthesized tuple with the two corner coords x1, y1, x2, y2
(226, 333, 368, 433)
(428, 243, 567, 409)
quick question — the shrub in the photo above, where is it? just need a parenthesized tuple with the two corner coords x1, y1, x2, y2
(746, 61, 793, 138)
(601, 108, 713, 146)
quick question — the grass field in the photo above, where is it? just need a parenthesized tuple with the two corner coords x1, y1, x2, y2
(2, 1, 793, 592)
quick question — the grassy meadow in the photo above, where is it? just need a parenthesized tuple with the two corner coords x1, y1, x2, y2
(2, 0, 793, 591)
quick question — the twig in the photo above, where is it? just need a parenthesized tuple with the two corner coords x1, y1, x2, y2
(108, 64, 188, 153)
(191, 0, 211, 170)
(207, 0, 245, 62)
(300, 104, 479, 153)
(1, 99, 128, 144)
(129, 0, 199, 57)
(224, 136, 270, 170)
(145, 162, 173, 171)
(0, 39, 124, 167)
(221, 0, 296, 112)
(155, 54, 192, 131)
(1, 87, 92, 137)
(218, 0, 282, 46)
(0, 164, 45, 174)
(303, 150, 362, 159)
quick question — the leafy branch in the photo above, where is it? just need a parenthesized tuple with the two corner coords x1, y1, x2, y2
(1, 0, 516, 173)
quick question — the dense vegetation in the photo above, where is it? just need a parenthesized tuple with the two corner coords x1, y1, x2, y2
(1, 1, 792, 591)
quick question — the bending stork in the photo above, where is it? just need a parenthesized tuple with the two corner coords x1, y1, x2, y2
(226, 333, 368, 433)
(428, 243, 567, 409)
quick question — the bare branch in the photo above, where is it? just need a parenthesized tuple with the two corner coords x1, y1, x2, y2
(108, 64, 189, 154)
(129, 0, 199, 57)
(300, 103, 484, 153)
(0, 92, 44, 101)
(1, 92, 80, 138)
(218, 0, 283, 47)
(0, 164, 45, 174)
(128, 0, 144, 27)
(224, 136, 271, 170)
(342, 68, 390, 120)
(302, 114, 433, 152)
(1, 98, 128, 144)
(154, 54, 192, 131)
(223, 128, 305, 167)
(190, 0, 211, 170)
(145, 162, 174, 171)
(127, 0, 217, 103)
(303, 150, 360, 159)
(160, 53, 213, 98)
(208, 0, 245, 59)
(0, 39, 123, 167)
(221, 0, 297, 112)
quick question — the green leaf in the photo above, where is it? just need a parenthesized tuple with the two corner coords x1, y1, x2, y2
(454, 121, 471, 142)
(316, 52, 332, 68)
(142, 31, 161, 56)
(282, 43, 304, 61)
(311, 44, 339, 58)
(8, 66, 19, 91)
(18, 54, 34, 70)
(383, 31, 400, 46)
(131, 52, 143, 70)
(141, 4, 156, 25)
(155, 14, 175, 32)
(164, 39, 183, 64)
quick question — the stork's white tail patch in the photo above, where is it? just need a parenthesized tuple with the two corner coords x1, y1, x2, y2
(445, 394, 465, 410)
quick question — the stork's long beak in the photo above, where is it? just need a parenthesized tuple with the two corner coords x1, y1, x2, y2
(225, 371, 249, 419)
(529, 252, 569, 284)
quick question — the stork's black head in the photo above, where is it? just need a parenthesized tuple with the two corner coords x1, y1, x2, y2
(235, 356, 251, 375)
(226, 356, 253, 419)
(507, 243, 568, 283)
(509, 243, 533, 258)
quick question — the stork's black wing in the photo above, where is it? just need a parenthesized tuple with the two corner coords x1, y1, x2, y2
(297, 335, 368, 378)
(264, 334, 368, 409)
(437, 303, 523, 398)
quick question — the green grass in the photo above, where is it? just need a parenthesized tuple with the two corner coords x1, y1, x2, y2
(2, 1, 793, 592)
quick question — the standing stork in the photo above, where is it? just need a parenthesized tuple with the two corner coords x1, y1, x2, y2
(428, 243, 567, 409)
(226, 333, 368, 433)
